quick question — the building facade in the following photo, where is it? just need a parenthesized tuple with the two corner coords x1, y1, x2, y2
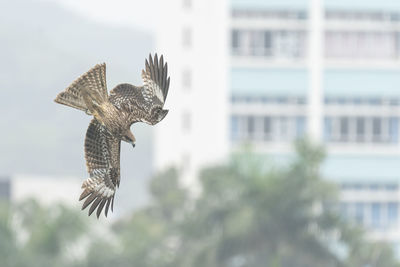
(155, 0, 229, 189)
(0, 175, 81, 207)
(230, 0, 400, 245)
(154, 0, 400, 246)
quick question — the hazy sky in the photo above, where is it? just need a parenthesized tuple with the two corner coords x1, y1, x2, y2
(41, 0, 160, 31)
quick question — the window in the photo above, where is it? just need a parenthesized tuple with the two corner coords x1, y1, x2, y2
(397, 33, 400, 57)
(389, 117, 399, 143)
(264, 31, 272, 56)
(277, 97, 288, 104)
(181, 152, 191, 173)
(264, 117, 271, 140)
(340, 117, 349, 141)
(229, 115, 305, 143)
(279, 117, 288, 138)
(247, 116, 255, 139)
(325, 30, 399, 60)
(324, 115, 400, 144)
(386, 184, 398, 191)
(372, 117, 381, 141)
(296, 116, 306, 138)
(356, 117, 365, 142)
(355, 203, 364, 224)
(275, 30, 303, 58)
(232, 10, 307, 20)
(232, 30, 240, 53)
(182, 112, 191, 132)
(369, 184, 380, 190)
(325, 97, 400, 106)
(183, 0, 191, 9)
(230, 29, 306, 58)
(182, 27, 192, 48)
(249, 31, 264, 56)
(340, 202, 349, 219)
(390, 98, 400, 105)
(231, 116, 239, 141)
(324, 117, 332, 141)
(182, 68, 192, 89)
(369, 98, 381, 105)
(371, 202, 381, 228)
(388, 202, 398, 225)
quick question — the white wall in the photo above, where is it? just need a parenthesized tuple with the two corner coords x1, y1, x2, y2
(155, 0, 229, 188)
(11, 174, 82, 208)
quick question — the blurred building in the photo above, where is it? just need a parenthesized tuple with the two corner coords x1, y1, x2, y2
(155, 0, 229, 189)
(155, 0, 400, 248)
(0, 175, 81, 208)
(229, 0, 400, 246)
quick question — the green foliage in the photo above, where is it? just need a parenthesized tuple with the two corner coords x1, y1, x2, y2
(0, 202, 18, 267)
(0, 199, 88, 267)
(0, 140, 398, 267)
(176, 139, 341, 267)
(92, 139, 398, 267)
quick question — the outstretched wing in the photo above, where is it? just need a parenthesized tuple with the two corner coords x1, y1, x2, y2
(54, 63, 107, 114)
(141, 53, 170, 107)
(79, 119, 121, 218)
(109, 53, 170, 123)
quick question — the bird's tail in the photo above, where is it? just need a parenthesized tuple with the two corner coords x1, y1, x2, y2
(54, 63, 108, 116)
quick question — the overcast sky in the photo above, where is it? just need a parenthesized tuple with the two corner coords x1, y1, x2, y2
(41, 0, 161, 31)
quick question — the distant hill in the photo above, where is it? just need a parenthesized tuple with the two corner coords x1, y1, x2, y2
(0, 0, 155, 212)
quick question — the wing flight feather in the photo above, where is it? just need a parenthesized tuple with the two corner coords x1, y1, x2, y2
(108, 53, 170, 125)
(142, 53, 169, 105)
(80, 119, 121, 218)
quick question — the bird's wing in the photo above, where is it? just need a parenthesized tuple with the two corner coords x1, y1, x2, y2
(54, 63, 107, 114)
(109, 54, 170, 122)
(79, 119, 121, 218)
(140, 53, 170, 107)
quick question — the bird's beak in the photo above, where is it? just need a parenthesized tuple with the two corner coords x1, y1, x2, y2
(132, 143, 136, 148)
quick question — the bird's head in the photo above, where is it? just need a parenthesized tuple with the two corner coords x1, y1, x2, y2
(121, 130, 136, 148)
(148, 106, 169, 125)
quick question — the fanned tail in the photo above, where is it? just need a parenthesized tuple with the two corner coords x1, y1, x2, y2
(81, 82, 108, 119)
(54, 63, 108, 116)
(54, 82, 91, 114)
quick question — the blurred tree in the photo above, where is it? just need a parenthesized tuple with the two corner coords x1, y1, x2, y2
(341, 225, 400, 267)
(0, 199, 88, 267)
(0, 202, 19, 267)
(102, 139, 399, 267)
(17, 200, 87, 267)
(175, 140, 342, 267)
(0, 139, 398, 267)
(107, 168, 188, 267)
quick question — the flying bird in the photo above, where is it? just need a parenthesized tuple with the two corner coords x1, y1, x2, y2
(54, 54, 170, 218)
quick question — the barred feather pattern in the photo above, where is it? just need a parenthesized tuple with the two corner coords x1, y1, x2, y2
(54, 63, 107, 115)
(80, 119, 120, 218)
(141, 53, 170, 108)
(109, 83, 148, 125)
(55, 54, 170, 218)
(109, 53, 170, 126)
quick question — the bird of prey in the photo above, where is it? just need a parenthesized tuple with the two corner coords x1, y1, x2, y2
(54, 54, 170, 218)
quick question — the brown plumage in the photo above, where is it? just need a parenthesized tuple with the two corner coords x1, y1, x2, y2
(54, 54, 170, 218)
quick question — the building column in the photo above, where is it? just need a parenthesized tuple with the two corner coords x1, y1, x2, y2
(307, 0, 324, 142)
